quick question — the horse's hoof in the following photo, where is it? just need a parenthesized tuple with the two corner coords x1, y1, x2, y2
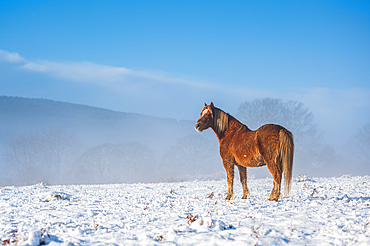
(224, 195, 233, 200)
(268, 197, 278, 202)
(242, 193, 250, 199)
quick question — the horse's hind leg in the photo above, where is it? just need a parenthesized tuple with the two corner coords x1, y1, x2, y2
(237, 165, 249, 199)
(269, 180, 281, 201)
(266, 160, 282, 201)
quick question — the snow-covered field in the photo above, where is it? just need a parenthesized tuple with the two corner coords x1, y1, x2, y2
(1, 175, 370, 245)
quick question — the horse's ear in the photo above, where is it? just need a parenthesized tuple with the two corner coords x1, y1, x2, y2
(204, 102, 207, 106)
(210, 102, 214, 108)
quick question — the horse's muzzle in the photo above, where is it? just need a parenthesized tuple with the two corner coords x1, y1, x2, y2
(195, 123, 203, 132)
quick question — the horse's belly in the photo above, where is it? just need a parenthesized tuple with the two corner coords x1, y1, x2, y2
(238, 154, 266, 167)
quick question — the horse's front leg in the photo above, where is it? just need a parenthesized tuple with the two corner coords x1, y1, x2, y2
(237, 165, 249, 199)
(223, 159, 235, 200)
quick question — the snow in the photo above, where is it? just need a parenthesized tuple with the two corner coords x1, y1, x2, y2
(1, 175, 370, 245)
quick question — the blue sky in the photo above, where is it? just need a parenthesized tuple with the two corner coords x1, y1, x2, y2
(0, 0, 369, 144)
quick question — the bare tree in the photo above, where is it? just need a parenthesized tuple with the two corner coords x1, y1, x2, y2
(43, 127, 79, 180)
(236, 98, 317, 144)
(74, 142, 155, 184)
(5, 127, 79, 185)
(75, 144, 114, 182)
(345, 123, 370, 174)
(159, 134, 222, 181)
(236, 98, 344, 176)
(5, 132, 43, 184)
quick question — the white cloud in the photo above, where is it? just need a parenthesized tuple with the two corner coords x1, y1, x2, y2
(22, 61, 48, 72)
(0, 49, 213, 90)
(22, 60, 133, 84)
(0, 49, 25, 63)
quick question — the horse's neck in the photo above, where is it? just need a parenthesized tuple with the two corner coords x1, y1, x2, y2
(214, 115, 245, 140)
(227, 116, 246, 132)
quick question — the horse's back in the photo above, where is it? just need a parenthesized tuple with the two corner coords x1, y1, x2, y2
(256, 123, 286, 133)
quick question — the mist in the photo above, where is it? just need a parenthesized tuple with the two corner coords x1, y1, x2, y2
(0, 96, 224, 186)
(0, 94, 369, 187)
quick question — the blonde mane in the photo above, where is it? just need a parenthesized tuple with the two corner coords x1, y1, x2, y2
(212, 107, 229, 136)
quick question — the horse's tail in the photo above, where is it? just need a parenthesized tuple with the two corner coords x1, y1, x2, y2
(279, 129, 294, 196)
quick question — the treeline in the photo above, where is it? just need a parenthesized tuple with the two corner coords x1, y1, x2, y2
(3, 127, 223, 185)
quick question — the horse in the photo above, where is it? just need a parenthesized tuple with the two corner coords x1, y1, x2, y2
(195, 102, 294, 201)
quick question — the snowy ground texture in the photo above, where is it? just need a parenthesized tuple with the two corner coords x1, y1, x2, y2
(1, 175, 370, 246)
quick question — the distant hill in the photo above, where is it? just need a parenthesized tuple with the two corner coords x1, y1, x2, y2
(0, 96, 194, 154)
(0, 96, 223, 185)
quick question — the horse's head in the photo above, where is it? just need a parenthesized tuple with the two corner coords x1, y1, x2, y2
(195, 102, 215, 132)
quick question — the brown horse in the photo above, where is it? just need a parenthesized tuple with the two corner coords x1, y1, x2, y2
(195, 102, 294, 201)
